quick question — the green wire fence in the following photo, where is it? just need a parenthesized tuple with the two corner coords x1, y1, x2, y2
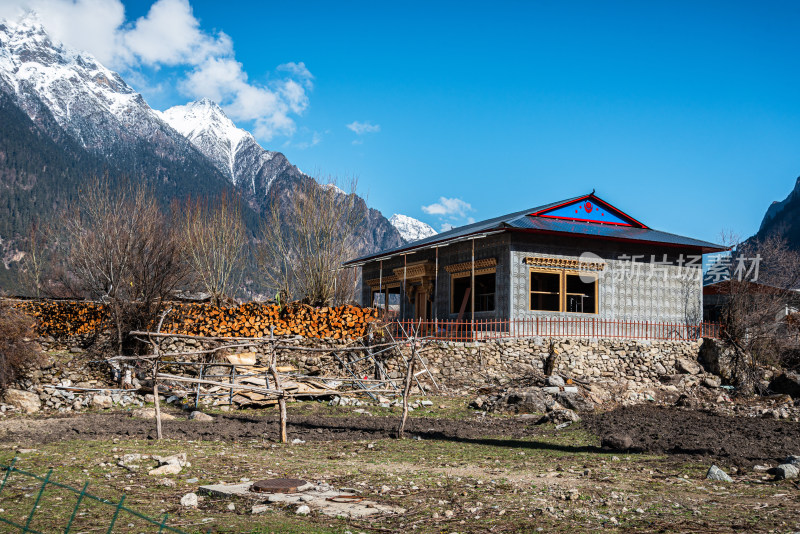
(0, 458, 207, 533)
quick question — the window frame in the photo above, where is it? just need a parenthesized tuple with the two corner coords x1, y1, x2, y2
(528, 267, 599, 315)
(450, 268, 497, 314)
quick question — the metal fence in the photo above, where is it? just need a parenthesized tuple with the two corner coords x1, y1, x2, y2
(387, 317, 722, 342)
(0, 458, 199, 534)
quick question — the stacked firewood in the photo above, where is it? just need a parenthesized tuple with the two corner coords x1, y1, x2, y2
(14, 300, 107, 338)
(13, 299, 378, 340)
(161, 302, 379, 339)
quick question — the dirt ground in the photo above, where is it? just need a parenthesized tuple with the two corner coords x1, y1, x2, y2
(584, 405, 800, 466)
(3, 404, 800, 467)
(0, 409, 538, 444)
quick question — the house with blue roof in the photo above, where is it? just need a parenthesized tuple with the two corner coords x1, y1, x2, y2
(345, 192, 726, 326)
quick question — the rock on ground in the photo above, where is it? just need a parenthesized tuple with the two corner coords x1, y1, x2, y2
(189, 411, 214, 422)
(706, 465, 733, 482)
(180, 493, 198, 507)
(91, 395, 112, 409)
(769, 372, 800, 398)
(131, 408, 175, 420)
(602, 434, 634, 451)
(3, 389, 40, 414)
(676, 358, 701, 375)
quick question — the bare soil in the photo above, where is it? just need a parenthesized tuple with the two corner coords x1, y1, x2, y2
(5, 404, 799, 467)
(0, 410, 538, 444)
(584, 405, 800, 465)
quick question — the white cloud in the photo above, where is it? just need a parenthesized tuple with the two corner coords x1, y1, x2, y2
(1, 0, 312, 142)
(293, 131, 321, 150)
(422, 197, 473, 218)
(346, 121, 381, 135)
(278, 61, 313, 88)
(122, 0, 232, 66)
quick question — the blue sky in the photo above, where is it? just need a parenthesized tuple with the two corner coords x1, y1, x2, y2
(5, 0, 800, 242)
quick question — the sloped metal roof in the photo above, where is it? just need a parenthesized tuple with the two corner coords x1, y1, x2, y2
(345, 193, 725, 265)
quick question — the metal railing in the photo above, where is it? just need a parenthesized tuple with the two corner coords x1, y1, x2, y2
(385, 317, 721, 342)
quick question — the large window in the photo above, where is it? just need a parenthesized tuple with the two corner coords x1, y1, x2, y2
(530, 269, 598, 314)
(451, 271, 496, 314)
(530, 271, 561, 311)
(372, 286, 401, 317)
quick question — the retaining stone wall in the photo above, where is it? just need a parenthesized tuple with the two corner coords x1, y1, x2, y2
(161, 336, 703, 389)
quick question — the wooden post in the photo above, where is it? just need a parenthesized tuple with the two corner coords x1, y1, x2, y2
(398, 340, 416, 439)
(471, 238, 476, 337)
(153, 359, 162, 440)
(379, 260, 383, 315)
(150, 308, 171, 441)
(268, 327, 287, 443)
(434, 247, 439, 324)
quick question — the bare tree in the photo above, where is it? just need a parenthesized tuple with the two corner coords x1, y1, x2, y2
(61, 179, 189, 353)
(258, 176, 365, 306)
(181, 193, 248, 305)
(718, 234, 800, 390)
(0, 301, 42, 392)
(19, 220, 48, 298)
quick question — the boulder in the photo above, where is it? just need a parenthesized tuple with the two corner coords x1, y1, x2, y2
(91, 395, 112, 409)
(546, 375, 565, 387)
(3, 389, 40, 414)
(698, 339, 736, 381)
(703, 376, 722, 388)
(189, 411, 214, 422)
(131, 408, 175, 420)
(499, 388, 550, 413)
(675, 358, 701, 375)
(556, 391, 595, 413)
(602, 434, 634, 451)
(180, 493, 198, 508)
(769, 372, 800, 398)
(706, 465, 733, 482)
(774, 463, 799, 480)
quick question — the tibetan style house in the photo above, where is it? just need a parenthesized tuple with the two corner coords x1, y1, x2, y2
(345, 193, 726, 328)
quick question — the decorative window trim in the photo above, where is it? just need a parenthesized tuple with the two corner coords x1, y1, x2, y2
(366, 275, 400, 290)
(444, 258, 497, 274)
(524, 256, 605, 271)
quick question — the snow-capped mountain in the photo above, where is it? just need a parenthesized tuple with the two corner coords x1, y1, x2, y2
(0, 13, 202, 159)
(160, 99, 299, 199)
(0, 11, 405, 289)
(389, 214, 437, 242)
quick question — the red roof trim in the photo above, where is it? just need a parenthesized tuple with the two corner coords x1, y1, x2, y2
(537, 214, 634, 227)
(530, 193, 649, 229)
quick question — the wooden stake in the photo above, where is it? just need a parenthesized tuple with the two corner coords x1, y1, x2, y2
(398, 333, 417, 439)
(150, 309, 171, 441)
(268, 327, 287, 443)
(153, 360, 162, 440)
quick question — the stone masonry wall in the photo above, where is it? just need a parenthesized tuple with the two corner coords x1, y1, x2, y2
(159, 335, 702, 390)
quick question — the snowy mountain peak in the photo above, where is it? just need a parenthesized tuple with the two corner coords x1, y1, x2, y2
(389, 214, 437, 243)
(160, 98, 274, 186)
(0, 12, 159, 149)
(161, 99, 249, 150)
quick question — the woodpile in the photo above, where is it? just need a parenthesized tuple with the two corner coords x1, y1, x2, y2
(161, 302, 378, 339)
(12, 299, 378, 340)
(14, 300, 107, 338)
